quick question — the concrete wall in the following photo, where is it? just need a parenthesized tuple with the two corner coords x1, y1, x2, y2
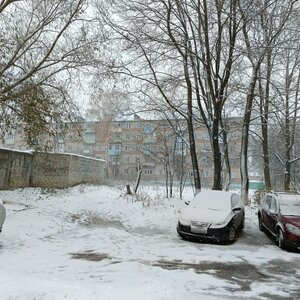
(31, 152, 106, 188)
(0, 149, 32, 189)
(0, 149, 106, 189)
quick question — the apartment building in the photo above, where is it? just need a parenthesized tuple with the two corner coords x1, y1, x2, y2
(0, 115, 242, 187)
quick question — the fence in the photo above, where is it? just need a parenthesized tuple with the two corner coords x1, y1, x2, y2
(0, 148, 106, 189)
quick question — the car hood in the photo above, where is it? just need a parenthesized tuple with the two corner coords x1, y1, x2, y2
(282, 215, 300, 227)
(180, 206, 231, 224)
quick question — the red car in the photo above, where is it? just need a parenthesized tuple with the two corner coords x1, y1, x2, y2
(258, 192, 300, 250)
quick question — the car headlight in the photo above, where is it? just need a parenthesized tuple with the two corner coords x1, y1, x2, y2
(286, 223, 300, 236)
(179, 219, 190, 226)
(210, 221, 227, 228)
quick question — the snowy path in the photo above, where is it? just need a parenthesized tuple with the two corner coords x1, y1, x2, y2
(0, 185, 300, 299)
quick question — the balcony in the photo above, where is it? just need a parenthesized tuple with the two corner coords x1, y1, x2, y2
(108, 149, 121, 156)
(144, 136, 156, 143)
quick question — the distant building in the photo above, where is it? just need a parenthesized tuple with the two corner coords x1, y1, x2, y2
(0, 115, 242, 188)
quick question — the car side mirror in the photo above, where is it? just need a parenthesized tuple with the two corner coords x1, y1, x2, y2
(269, 209, 277, 215)
(184, 201, 190, 206)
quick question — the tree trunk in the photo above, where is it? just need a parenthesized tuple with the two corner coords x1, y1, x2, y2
(221, 119, 231, 191)
(134, 165, 142, 194)
(241, 73, 257, 205)
(259, 50, 272, 191)
(212, 103, 222, 190)
(126, 184, 132, 195)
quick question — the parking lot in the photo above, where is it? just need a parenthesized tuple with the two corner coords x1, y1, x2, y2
(0, 185, 300, 299)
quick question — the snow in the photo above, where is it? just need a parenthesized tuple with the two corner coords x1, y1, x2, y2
(0, 185, 300, 299)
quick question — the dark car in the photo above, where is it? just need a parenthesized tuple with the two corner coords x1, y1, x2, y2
(177, 191, 244, 243)
(258, 192, 300, 250)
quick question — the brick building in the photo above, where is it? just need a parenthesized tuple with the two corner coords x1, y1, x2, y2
(0, 115, 242, 188)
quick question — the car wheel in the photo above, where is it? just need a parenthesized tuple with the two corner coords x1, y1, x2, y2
(258, 216, 264, 232)
(277, 229, 285, 249)
(228, 226, 236, 242)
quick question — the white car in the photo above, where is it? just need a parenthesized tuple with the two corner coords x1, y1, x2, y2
(0, 199, 6, 233)
(177, 191, 244, 242)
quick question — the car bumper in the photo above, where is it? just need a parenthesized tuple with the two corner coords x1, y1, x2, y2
(177, 221, 231, 242)
(284, 232, 300, 249)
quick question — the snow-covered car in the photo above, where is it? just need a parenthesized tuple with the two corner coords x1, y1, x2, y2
(0, 199, 6, 233)
(177, 191, 244, 243)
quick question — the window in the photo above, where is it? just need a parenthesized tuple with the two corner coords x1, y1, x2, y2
(57, 135, 64, 143)
(124, 156, 130, 163)
(135, 145, 140, 151)
(124, 144, 131, 151)
(270, 198, 278, 212)
(5, 132, 15, 145)
(125, 134, 131, 140)
(84, 132, 96, 144)
(156, 168, 163, 176)
(126, 123, 131, 128)
(203, 157, 210, 164)
(203, 132, 210, 140)
(109, 144, 120, 151)
(231, 194, 240, 208)
(136, 134, 142, 140)
(136, 157, 140, 164)
(124, 169, 129, 174)
(83, 145, 92, 154)
(108, 144, 121, 155)
(263, 196, 272, 210)
(203, 170, 209, 177)
(144, 169, 153, 175)
(145, 157, 154, 163)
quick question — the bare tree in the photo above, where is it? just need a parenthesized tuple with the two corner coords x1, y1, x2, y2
(0, 0, 99, 145)
(95, 0, 202, 192)
(238, 0, 296, 203)
(95, 0, 246, 192)
(271, 32, 300, 190)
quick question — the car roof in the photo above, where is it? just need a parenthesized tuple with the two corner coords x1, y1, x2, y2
(266, 192, 300, 203)
(191, 191, 239, 210)
(267, 191, 300, 198)
(193, 190, 238, 202)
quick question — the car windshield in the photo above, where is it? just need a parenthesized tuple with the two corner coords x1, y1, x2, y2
(279, 195, 300, 216)
(191, 191, 232, 211)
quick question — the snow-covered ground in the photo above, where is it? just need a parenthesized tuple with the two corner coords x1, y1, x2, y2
(0, 185, 299, 300)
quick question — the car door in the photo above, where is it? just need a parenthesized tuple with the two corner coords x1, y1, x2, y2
(264, 196, 278, 233)
(231, 194, 243, 228)
(261, 195, 272, 226)
(266, 197, 278, 234)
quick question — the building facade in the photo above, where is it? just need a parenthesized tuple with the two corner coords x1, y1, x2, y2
(0, 115, 242, 188)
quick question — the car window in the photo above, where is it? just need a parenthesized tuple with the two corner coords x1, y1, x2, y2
(263, 196, 272, 210)
(279, 195, 300, 216)
(231, 194, 240, 208)
(270, 198, 277, 212)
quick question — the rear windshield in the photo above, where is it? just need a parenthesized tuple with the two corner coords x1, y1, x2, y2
(279, 195, 300, 216)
